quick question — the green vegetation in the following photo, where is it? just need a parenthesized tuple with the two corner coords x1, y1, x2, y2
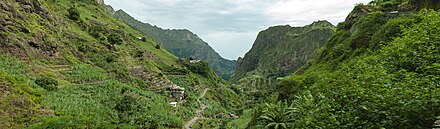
(67, 7, 80, 21)
(249, 9, 440, 129)
(107, 33, 123, 46)
(0, 55, 47, 128)
(233, 21, 335, 104)
(234, 21, 335, 81)
(0, 0, 241, 128)
(35, 77, 58, 91)
(226, 109, 253, 128)
(2, 0, 439, 128)
(112, 10, 236, 80)
(258, 101, 295, 129)
(38, 80, 183, 128)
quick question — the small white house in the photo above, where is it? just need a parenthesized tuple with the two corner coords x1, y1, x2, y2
(190, 60, 202, 64)
(169, 102, 178, 108)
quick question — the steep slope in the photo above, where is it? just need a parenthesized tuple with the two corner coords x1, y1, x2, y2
(111, 9, 236, 80)
(0, 0, 241, 128)
(249, 0, 440, 128)
(233, 21, 335, 89)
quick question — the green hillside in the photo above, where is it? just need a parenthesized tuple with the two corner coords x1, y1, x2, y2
(247, 0, 440, 128)
(110, 9, 236, 80)
(2, 0, 440, 128)
(0, 0, 241, 128)
(233, 21, 335, 91)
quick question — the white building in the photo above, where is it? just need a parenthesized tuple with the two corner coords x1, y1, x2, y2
(169, 102, 177, 108)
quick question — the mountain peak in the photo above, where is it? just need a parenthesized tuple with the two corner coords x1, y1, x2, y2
(310, 20, 333, 27)
(234, 21, 336, 81)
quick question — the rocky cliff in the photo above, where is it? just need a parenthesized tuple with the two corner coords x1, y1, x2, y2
(233, 21, 335, 82)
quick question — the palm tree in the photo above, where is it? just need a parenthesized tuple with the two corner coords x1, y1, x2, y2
(259, 101, 297, 129)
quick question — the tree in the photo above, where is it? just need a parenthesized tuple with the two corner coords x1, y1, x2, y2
(259, 101, 296, 129)
(68, 7, 80, 21)
(141, 37, 147, 42)
(155, 45, 161, 49)
(107, 33, 123, 45)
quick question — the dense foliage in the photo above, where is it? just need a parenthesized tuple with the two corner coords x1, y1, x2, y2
(107, 33, 123, 45)
(251, 10, 440, 128)
(67, 7, 80, 21)
(258, 101, 295, 129)
(35, 77, 58, 91)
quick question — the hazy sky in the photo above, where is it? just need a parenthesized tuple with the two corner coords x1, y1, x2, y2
(105, 0, 371, 60)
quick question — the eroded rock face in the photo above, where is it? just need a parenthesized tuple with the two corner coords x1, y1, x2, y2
(0, 0, 58, 61)
(233, 21, 336, 81)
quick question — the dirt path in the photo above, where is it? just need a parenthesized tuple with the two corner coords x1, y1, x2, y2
(197, 88, 209, 100)
(185, 88, 209, 129)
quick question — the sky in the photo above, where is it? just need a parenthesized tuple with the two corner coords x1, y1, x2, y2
(105, 0, 371, 60)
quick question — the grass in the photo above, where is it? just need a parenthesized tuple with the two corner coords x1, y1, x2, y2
(226, 109, 254, 129)
(0, 0, 243, 128)
(0, 55, 48, 128)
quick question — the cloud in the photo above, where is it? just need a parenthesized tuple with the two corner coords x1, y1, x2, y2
(105, 0, 371, 60)
(266, 0, 372, 26)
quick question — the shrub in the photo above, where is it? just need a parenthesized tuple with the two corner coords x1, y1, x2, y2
(88, 24, 106, 39)
(107, 33, 123, 45)
(155, 45, 161, 49)
(35, 77, 58, 91)
(141, 37, 147, 42)
(188, 62, 210, 76)
(134, 50, 144, 58)
(67, 7, 80, 21)
(258, 101, 296, 129)
(115, 95, 137, 112)
(105, 54, 116, 62)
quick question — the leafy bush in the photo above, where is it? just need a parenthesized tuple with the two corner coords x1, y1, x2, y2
(188, 62, 210, 76)
(35, 77, 58, 91)
(107, 33, 123, 45)
(88, 23, 107, 39)
(68, 7, 80, 21)
(155, 44, 161, 49)
(258, 101, 295, 129)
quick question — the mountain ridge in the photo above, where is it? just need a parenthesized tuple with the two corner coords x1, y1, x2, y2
(233, 20, 335, 83)
(111, 9, 237, 80)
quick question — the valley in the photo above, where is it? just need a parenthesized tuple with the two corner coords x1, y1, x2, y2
(0, 0, 439, 128)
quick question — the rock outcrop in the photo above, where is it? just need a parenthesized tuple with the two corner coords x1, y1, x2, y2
(233, 21, 335, 82)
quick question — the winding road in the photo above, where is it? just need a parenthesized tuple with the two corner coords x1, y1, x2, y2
(185, 88, 209, 129)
